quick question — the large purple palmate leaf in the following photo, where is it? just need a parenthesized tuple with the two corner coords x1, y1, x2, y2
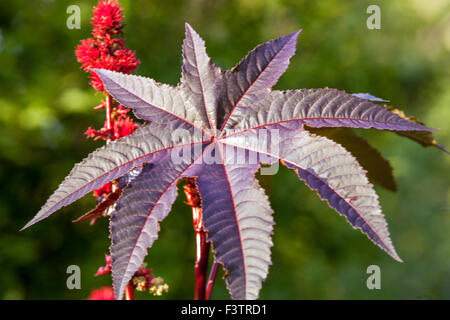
(222, 123, 401, 261)
(25, 23, 442, 301)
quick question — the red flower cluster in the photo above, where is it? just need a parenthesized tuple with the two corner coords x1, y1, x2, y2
(91, 0, 123, 37)
(91, 181, 112, 198)
(75, 0, 140, 91)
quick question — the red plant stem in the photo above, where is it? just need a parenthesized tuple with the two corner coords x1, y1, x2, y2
(124, 282, 135, 300)
(104, 92, 112, 141)
(205, 260, 219, 300)
(194, 218, 210, 300)
(184, 178, 210, 300)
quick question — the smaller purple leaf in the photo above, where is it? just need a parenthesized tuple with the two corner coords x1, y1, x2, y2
(116, 166, 143, 189)
(306, 127, 397, 191)
(352, 93, 389, 102)
(382, 105, 449, 154)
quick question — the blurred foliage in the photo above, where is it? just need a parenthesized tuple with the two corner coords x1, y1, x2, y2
(0, 0, 449, 299)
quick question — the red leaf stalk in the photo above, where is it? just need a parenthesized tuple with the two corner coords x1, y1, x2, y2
(184, 178, 210, 300)
(124, 282, 135, 300)
(205, 261, 219, 300)
(105, 93, 112, 140)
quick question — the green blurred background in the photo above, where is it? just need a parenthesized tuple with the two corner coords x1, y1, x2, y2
(0, 0, 449, 299)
